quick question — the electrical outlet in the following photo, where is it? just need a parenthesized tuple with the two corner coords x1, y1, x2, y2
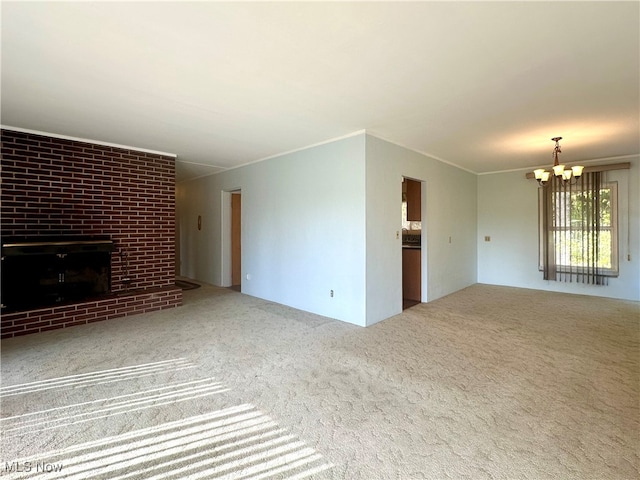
(330, 290, 334, 298)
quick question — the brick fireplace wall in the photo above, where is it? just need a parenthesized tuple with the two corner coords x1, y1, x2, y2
(1, 128, 182, 338)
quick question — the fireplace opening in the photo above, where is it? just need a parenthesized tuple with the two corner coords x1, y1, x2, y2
(1, 236, 115, 312)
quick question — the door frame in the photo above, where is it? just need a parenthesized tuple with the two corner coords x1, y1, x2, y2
(401, 176, 426, 305)
(221, 188, 241, 287)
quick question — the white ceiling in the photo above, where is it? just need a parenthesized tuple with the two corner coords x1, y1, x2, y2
(2, 2, 638, 183)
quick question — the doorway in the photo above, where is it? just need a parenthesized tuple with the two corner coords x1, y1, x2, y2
(221, 189, 241, 290)
(231, 192, 241, 291)
(402, 177, 422, 310)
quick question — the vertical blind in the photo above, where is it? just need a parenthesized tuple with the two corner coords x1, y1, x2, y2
(540, 171, 609, 284)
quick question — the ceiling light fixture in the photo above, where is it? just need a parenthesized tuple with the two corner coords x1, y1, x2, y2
(533, 137, 584, 187)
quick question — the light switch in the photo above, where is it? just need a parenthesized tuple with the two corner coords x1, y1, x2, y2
(485, 236, 491, 242)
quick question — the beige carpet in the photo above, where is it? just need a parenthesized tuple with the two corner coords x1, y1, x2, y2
(1, 283, 638, 479)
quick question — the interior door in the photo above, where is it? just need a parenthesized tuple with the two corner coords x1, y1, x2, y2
(231, 192, 241, 286)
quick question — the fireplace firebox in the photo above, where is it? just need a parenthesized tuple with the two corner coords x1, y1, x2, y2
(1, 237, 115, 312)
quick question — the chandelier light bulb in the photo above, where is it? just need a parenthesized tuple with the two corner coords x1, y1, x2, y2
(553, 164, 566, 177)
(571, 165, 584, 178)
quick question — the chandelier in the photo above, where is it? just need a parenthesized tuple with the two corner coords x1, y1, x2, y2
(533, 137, 584, 186)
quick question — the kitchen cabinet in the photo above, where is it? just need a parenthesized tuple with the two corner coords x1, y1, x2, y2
(402, 247, 421, 302)
(405, 178, 421, 221)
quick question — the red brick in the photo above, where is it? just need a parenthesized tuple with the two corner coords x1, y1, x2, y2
(64, 320, 88, 328)
(41, 325, 63, 332)
(14, 328, 42, 337)
(1, 325, 26, 333)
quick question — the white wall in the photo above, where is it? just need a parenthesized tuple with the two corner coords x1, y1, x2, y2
(365, 135, 478, 325)
(177, 134, 368, 325)
(177, 132, 479, 327)
(477, 156, 640, 301)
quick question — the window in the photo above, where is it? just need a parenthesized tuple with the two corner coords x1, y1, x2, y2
(539, 172, 618, 283)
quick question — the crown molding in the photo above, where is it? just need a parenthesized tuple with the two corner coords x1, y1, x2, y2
(1, 125, 177, 158)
